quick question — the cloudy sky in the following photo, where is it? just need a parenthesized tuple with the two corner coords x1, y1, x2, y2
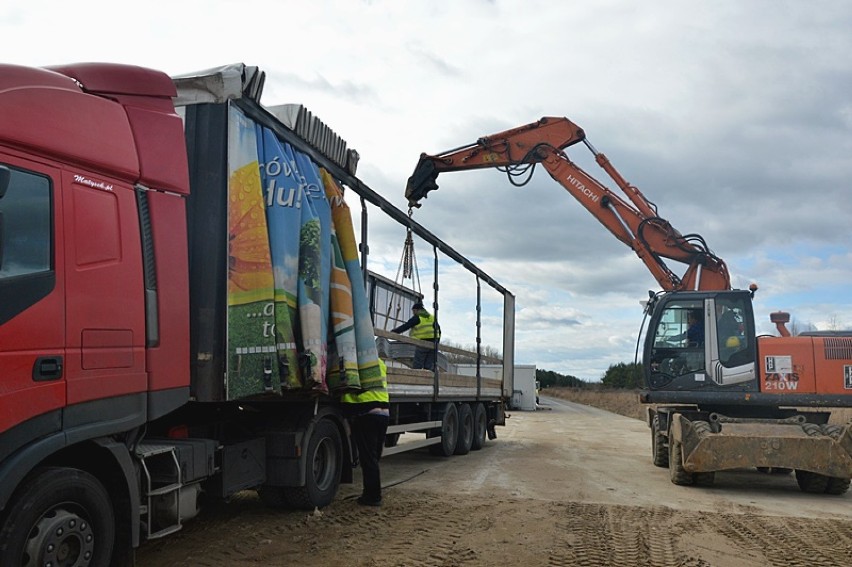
(5, 1, 852, 380)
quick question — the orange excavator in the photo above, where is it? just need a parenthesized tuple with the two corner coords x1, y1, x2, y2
(406, 117, 852, 493)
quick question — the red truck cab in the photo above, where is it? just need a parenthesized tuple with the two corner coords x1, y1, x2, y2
(0, 64, 195, 564)
(0, 63, 191, 435)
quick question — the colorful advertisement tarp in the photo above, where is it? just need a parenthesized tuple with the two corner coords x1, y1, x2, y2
(322, 169, 383, 390)
(226, 106, 377, 399)
(226, 107, 279, 399)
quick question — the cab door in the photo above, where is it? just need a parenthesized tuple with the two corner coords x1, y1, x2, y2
(644, 295, 709, 390)
(0, 156, 65, 439)
(61, 170, 147, 407)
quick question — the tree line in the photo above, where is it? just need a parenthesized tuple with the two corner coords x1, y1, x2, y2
(438, 338, 643, 390)
(536, 362, 644, 390)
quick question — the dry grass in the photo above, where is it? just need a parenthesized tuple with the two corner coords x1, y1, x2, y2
(545, 388, 646, 421)
(544, 387, 852, 425)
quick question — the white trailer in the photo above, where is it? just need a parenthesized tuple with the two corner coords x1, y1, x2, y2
(455, 363, 537, 411)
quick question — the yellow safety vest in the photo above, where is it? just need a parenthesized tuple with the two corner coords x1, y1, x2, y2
(411, 312, 441, 341)
(340, 359, 389, 405)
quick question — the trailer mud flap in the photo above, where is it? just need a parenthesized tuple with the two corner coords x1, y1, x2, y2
(672, 414, 852, 478)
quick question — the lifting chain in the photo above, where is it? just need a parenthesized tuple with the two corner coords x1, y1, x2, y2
(384, 208, 422, 329)
(402, 208, 416, 280)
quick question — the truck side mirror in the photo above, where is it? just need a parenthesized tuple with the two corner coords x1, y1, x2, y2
(0, 166, 9, 199)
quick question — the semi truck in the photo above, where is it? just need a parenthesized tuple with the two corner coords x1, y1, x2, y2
(0, 62, 514, 566)
(405, 116, 852, 494)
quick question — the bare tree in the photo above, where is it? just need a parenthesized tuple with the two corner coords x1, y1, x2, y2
(789, 318, 817, 336)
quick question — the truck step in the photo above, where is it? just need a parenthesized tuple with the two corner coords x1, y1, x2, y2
(136, 442, 185, 540)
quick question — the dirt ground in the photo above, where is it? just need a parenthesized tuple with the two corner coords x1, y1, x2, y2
(136, 395, 852, 567)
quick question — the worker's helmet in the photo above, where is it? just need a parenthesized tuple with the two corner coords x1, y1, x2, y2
(412, 301, 424, 310)
(725, 336, 741, 348)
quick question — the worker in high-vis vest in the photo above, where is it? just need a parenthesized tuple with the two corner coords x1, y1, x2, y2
(391, 301, 441, 370)
(341, 359, 389, 506)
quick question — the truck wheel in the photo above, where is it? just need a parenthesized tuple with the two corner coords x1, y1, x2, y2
(824, 477, 851, 495)
(651, 415, 668, 468)
(795, 469, 830, 494)
(668, 438, 694, 486)
(285, 419, 342, 510)
(0, 467, 114, 567)
(429, 403, 459, 457)
(471, 403, 487, 451)
(454, 404, 474, 455)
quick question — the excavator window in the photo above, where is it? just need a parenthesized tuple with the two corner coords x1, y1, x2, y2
(648, 300, 706, 386)
(714, 296, 751, 367)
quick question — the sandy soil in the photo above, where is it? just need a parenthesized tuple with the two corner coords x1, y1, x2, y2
(136, 397, 852, 566)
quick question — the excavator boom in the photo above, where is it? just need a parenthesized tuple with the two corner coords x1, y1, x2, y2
(406, 117, 730, 292)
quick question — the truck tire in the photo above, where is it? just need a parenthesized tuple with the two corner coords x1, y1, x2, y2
(284, 419, 342, 510)
(651, 415, 668, 468)
(429, 403, 459, 457)
(455, 404, 474, 455)
(668, 438, 694, 486)
(471, 403, 487, 451)
(795, 469, 830, 494)
(824, 477, 851, 495)
(0, 467, 115, 567)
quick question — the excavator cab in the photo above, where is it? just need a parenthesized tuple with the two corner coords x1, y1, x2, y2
(644, 290, 757, 391)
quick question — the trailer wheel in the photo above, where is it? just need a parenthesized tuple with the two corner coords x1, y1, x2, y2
(668, 438, 694, 486)
(0, 467, 114, 567)
(285, 419, 342, 510)
(429, 403, 459, 457)
(795, 470, 830, 494)
(651, 415, 668, 468)
(824, 477, 851, 495)
(471, 403, 487, 451)
(455, 404, 474, 455)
